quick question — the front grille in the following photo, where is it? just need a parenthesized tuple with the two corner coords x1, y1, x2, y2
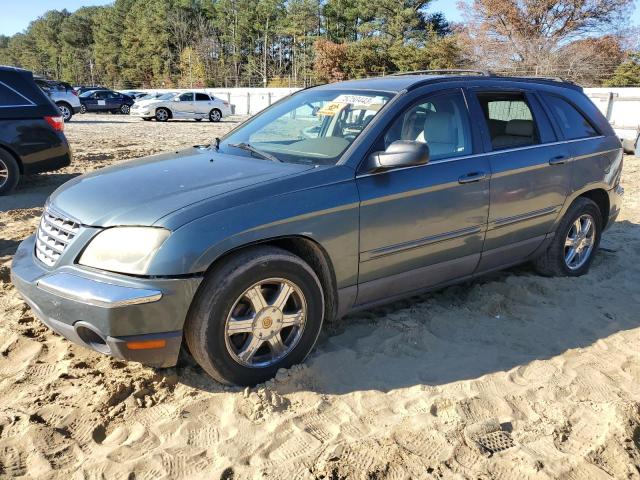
(35, 209, 81, 267)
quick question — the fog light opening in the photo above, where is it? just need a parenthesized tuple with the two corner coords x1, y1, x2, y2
(75, 323, 110, 354)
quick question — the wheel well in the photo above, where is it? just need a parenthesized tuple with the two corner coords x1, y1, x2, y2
(207, 236, 339, 323)
(0, 145, 23, 174)
(578, 189, 610, 228)
(56, 101, 72, 109)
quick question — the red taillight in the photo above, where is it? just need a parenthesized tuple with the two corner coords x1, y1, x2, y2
(45, 115, 64, 132)
(71, 90, 78, 96)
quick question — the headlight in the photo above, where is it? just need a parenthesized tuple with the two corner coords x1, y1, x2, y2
(79, 227, 170, 275)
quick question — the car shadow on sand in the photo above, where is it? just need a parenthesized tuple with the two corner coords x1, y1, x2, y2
(177, 220, 640, 394)
(0, 173, 79, 212)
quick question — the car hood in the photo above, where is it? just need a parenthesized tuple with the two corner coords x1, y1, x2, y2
(48, 147, 314, 227)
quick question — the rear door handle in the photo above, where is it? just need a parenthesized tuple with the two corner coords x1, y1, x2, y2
(458, 172, 488, 184)
(549, 155, 569, 165)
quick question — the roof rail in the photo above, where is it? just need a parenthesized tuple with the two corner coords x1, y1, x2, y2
(391, 69, 493, 77)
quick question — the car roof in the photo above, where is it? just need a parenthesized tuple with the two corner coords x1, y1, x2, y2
(313, 72, 582, 93)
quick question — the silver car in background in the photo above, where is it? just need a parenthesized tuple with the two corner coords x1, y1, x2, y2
(34, 78, 81, 122)
(130, 91, 232, 122)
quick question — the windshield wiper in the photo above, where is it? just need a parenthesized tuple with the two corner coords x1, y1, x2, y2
(228, 142, 282, 163)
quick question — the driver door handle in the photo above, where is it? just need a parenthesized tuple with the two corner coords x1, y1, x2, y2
(458, 172, 488, 184)
(549, 155, 569, 165)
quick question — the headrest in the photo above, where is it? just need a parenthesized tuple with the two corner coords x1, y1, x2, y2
(505, 119, 533, 137)
(423, 111, 456, 144)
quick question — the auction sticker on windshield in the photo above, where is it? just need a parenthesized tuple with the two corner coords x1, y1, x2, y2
(333, 94, 378, 105)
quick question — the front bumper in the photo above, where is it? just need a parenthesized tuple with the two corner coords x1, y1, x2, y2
(130, 108, 151, 118)
(10, 235, 202, 368)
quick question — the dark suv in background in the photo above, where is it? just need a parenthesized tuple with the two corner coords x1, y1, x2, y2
(11, 71, 623, 385)
(0, 66, 72, 195)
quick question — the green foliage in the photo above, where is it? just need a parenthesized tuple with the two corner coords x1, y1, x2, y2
(605, 53, 640, 87)
(1, 0, 462, 87)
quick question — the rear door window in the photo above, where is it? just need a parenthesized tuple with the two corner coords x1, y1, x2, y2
(476, 92, 539, 150)
(195, 93, 210, 101)
(541, 94, 599, 140)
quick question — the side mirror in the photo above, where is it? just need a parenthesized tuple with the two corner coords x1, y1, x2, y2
(173, 97, 180, 102)
(367, 140, 430, 172)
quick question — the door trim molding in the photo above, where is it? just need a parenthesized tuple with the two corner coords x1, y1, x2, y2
(491, 205, 561, 229)
(361, 224, 483, 262)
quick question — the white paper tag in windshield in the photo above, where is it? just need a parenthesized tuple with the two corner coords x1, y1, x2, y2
(333, 94, 376, 105)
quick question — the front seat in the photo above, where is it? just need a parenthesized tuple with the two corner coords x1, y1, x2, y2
(416, 111, 457, 158)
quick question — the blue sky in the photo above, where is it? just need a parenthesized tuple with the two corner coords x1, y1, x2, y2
(0, 0, 638, 36)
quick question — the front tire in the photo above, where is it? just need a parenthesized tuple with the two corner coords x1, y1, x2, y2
(209, 109, 222, 122)
(533, 197, 602, 277)
(155, 108, 170, 122)
(80, 104, 87, 114)
(57, 102, 73, 122)
(0, 149, 20, 196)
(184, 246, 324, 386)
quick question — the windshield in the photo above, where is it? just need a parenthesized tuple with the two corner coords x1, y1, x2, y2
(157, 92, 177, 100)
(220, 89, 393, 165)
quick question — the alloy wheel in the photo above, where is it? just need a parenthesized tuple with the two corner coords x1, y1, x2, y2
(224, 278, 307, 368)
(58, 104, 71, 121)
(156, 109, 168, 121)
(210, 109, 221, 122)
(564, 213, 596, 270)
(121, 104, 130, 114)
(0, 158, 8, 189)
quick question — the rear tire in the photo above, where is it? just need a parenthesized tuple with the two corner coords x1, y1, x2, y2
(533, 197, 602, 277)
(209, 109, 222, 122)
(184, 246, 324, 386)
(0, 149, 20, 196)
(80, 104, 87, 114)
(120, 104, 130, 114)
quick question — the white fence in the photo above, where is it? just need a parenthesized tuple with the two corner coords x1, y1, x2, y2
(584, 88, 640, 153)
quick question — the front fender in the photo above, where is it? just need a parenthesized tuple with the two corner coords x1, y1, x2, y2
(148, 176, 361, 289)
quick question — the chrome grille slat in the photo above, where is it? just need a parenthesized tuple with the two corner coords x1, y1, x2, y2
(35, 208, 81, 267)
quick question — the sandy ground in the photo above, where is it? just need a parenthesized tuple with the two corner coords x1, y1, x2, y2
(0, 113, 639, 479)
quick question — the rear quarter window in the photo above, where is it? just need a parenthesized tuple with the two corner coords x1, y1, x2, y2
(542, 94, 599, 140)
(0, 82, 34, 107)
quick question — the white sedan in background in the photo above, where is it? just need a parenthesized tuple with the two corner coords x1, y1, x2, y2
(130, 91, 232, 122)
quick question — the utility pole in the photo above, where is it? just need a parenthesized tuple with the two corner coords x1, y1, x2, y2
(189, 49, 193, 88)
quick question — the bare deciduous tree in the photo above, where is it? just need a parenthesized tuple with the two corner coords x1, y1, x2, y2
(458, 0, 633, 79)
